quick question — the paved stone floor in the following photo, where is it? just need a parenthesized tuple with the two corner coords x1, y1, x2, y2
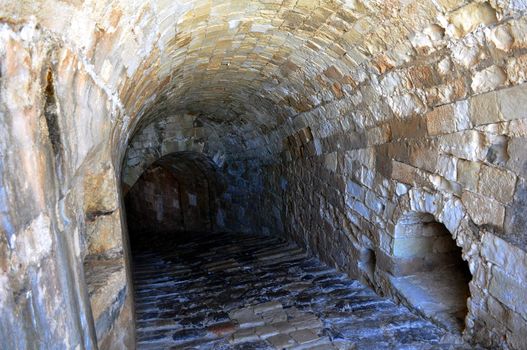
(132, 232, 475, 349)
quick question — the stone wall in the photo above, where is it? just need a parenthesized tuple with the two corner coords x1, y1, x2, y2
(122, 115, 284, 235)
(1, 0, 527, 349)
(268, 13, 527, 347)
(125, 152, 220, 237)
(0, 22, 134, 348)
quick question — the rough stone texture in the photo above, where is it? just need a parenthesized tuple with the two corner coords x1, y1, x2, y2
(133, 232, 476, 349)
(125, 152, 223, 237)
(1, 0, 527, 349)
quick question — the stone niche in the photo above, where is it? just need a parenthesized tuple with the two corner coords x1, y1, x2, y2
(388, 212, 471, 332)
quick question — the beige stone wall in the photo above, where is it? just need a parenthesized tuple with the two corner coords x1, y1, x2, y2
(1, 0, 527, 348)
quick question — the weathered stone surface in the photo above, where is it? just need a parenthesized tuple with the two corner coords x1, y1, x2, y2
(1, 1, 527, 349)
(447, 2, 498, 38)
(462, 190, 505, 227)
(477, 164, 516, 204)
(132, 232, 473, 349)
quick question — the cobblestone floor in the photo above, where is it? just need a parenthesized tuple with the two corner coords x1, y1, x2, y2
(132, 232, 475, 349)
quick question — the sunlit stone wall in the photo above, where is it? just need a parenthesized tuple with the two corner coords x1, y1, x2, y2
(1, 0, 527, 348)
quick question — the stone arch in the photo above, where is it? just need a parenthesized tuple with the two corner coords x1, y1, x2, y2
(378, 187, 479, 334)
(123, 151, 226, 246)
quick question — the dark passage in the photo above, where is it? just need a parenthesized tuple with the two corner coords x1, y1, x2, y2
(131, 232, 478, 349)
(125, 152, 223, 246)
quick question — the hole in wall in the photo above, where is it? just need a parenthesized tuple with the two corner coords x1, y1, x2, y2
(42, 67, 62, 157)
(390, 212, 471, 332)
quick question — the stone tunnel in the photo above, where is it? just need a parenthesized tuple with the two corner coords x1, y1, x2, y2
(1, 0, 527, 349)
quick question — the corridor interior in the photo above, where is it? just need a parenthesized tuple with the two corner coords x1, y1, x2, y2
(1, 1, 527, 350)
(124, 151, 473, 349)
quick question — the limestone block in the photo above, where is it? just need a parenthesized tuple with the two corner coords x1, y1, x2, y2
(86, 211, 123, 256)
(507, 137, 527, 177)
(486, 24, 513, 52)
(365, 190, 384, 215)
(346, 180, 365, 200)
(488, 265, 527, 318)
(506, 54, 527, 84)
(391, 116, 427, 140)
(469, 91, 500, 126)
(450, 35, 484, 68)
(15, 214, 52, 266)
(391, 160, 429, 188)
(344, 148, 375, 169)
(387, 93, 426, 118)
(407, 141, 439, 174)
(436, 154, 457, 181)
(447, 2, 497, 38)
(456, 159, 480, 191)
(393, 183, 408, 198)
(435, 0, 467, 12)
(477, 164, 516, 204)
(325, 152, 337, 172)
(481, 233, 527, 283)
(409, 188, 442, 215)
(471, 65, 507, 94)
(348, 199, 371, 220)
(504, 178, 527, 238)
(426, 104, 456, 135)
(461, 190, 505, 227)
(497, 84, 527, 121)
(438, 130, 488, 161)
(84, 165, 119, 213)
(438, 197, 464, 234)
(510, 17, 527, 49)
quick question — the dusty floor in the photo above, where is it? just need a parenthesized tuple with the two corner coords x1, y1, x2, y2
(132, 232, 477, 349)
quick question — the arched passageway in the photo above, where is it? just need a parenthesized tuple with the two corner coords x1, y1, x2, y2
(124, 152, 224, 247)
(2, 1, 527, 349)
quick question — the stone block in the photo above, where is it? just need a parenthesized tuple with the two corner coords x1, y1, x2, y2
(348, 199, 371, 220)
(498, 84, 527, 121)
(346, 180, 365, 200)
(489, 266, 527, 318)
(436, 154, 457, 181)
(448, 2, 497, 38)
(253, 301, 282, 314)
(289, 329, 319, 344)
(267, 333, 296, 348)
(407, 140, 439, 173)
(456, 159, 480, 191)
(365, 190, 384, 215)
(325, 152, 337, 172)
(469, 91, 500, 126)
(461, 191, 505, 228)
(426, 104, 456, 136)
(507, 137, 527, 177)
(477, 164, 516, 204)
(230, 328, 259, 344)
(439, 130, 488, 161)
(254, 325, 279, 339)
(506, 54, 527, 84)
(504, 178, 527, 239)
(391, 116, 427, 140)
(481, 233, 527, 283)
(391, 160, 426, 187)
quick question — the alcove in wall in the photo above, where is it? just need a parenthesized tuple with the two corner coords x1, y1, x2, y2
(389, 212, 471, 332)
